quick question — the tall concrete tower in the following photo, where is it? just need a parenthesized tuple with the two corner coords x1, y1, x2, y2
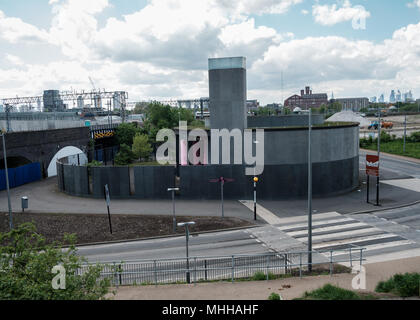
(208, 57, 247, 131)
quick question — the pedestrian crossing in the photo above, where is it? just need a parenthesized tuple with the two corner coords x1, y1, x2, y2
(273, 211, 420, 265)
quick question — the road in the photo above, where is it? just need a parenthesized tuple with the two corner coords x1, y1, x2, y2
(78, 229, 272, 263)
(77, 150, 420, 264)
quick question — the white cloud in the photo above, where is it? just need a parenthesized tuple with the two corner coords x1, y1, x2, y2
(407, 0, 420, 9)
(0, 10, 50, 44)
(1, 0, 420, 104)
(312, 0, 371, 26)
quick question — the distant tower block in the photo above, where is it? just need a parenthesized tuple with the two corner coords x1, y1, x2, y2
(208, 57, 247, 131)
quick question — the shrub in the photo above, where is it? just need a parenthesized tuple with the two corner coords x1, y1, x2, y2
(132, 133, 153, 161)
(114, 143, 135, 166)
(408, 131, 420, 143)
(0, 223, 111, 300)
(87, 160, 103, 167)
(301, 284, 361, 300)
(376, 273, 420, 297)
(268, 293, 282, 301)
(252, 271, 277, 281)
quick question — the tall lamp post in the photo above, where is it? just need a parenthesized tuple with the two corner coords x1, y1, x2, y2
(1, 130, 13, 230)
(168, 187, 180, 233)
(307, 109, 313, 272)
(253, 140, 259, 221)
(376, 105, 381, 206)
(178, 222, 195, 284)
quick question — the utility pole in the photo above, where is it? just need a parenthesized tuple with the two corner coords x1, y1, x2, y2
(376, 105, 381, 206)
(307, 108, 313, 272)
(403, 114, 407, 154)
(178, 222, 195, 284)
(168, 188, 180, 233)
(1, 130, 13, 230)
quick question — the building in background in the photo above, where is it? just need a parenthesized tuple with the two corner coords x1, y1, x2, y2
(284, 86, 328, 110)
(378, 94, 385, 103)
(396, 90, 402, 103)
(43, 90, 65, 112)
(77, 95, 84, 109)
(246, 100, 260, 113)
(370, 96, 377, 103)
(0, 105, 3, 112)
(390, 90, 396, 103)
(403, 90, 414, 102)
(331, 97, 369, 112)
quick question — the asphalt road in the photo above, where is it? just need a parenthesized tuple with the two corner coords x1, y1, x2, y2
(78, 229, 271, 263)
(77, 151, 420, 263)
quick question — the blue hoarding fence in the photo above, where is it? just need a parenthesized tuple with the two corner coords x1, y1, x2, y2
(0, 162, 42, 191)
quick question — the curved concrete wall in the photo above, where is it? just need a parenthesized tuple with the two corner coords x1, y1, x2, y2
(57, 124, 359, 200)
(247, 115, 325, 128)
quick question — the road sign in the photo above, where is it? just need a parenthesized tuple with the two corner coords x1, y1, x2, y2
(366, 155, 379, 177)
(104, 184, 111, 206)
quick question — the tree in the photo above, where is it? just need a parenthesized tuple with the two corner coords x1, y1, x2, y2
(115, 123, 140, 147)
(0, 223, 111, 300)
(132, 134, 153, 161)
(133, 102, 149, 115)
(114, 144, 135, 166)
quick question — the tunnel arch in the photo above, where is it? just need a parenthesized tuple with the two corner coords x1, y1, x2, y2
(47, 146, 88, 177)
(0, 156, 32, 169)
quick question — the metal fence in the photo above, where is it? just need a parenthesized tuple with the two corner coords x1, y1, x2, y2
(79, 248, 365, 287)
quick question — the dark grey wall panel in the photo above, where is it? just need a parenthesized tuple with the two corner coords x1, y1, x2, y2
(247, 115, 325, 128)
(134, 166, 176, 199)
(56, 162, 64, 191)
(92, 167, 130, 198)
(62, 164, 88, 197)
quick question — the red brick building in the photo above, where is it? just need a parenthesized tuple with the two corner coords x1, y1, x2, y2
(284, 86, 328, 110)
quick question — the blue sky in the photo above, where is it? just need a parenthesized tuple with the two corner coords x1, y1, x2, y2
(0, 0, 420, 104)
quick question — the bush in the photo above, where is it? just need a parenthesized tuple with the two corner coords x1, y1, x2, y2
(376, 273, 420, 297)
(0, 223, 111, 300)
(132, 134, 153, 161)
(87, 160, 103, 167)
(252, 271, 277, 281)
(301, 284, 361, 300)
(408, 131, 420, 143)
(268, 293, 282, 300)
(114, 143, 135, 166)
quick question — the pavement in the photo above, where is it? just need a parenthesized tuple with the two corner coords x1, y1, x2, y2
(109, 256, 420, 300)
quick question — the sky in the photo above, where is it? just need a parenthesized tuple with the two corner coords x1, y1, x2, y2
(0, 0, 420, 105)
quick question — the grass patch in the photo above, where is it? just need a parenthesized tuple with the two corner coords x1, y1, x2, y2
(361, 131, 420, 159)
(297, 284, 363, 300)
(376, 273, 420, 298)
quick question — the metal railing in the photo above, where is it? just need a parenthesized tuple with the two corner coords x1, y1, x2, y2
(79, 248, 365, 287)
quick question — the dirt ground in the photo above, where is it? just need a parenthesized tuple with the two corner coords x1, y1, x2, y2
(0, 212, 254, 245)
(110, 256, 420, 300)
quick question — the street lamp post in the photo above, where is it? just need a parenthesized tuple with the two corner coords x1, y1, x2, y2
(403, 114, 407, 154)
(307, 109, 313, 272)
(168, 188, 180, 233)
(376, 105, 381, 206)
(253, 140, 259, 221)
(178, 222, 195, 284)
(1, 130, 13, 230)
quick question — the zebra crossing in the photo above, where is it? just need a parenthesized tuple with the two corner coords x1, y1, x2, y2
(274, 211, 420, 264)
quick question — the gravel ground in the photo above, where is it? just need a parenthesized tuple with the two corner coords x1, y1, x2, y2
(0, 212, 254, 245)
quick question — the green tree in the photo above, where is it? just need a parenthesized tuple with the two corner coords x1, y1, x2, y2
(114, 144, 135, 166)
(132, 134, 153, 161)
(115, 123, 140, 147)
(0, 223, 111, 300)
(133, 102, 149, 114)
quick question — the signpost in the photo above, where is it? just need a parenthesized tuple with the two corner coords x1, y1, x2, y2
(253, 177, 259, 221)
(366, 155, 380, 206)
(209, 177, 234, 218)
(104, 184, 113, 234)
(168, 187, 180, 233)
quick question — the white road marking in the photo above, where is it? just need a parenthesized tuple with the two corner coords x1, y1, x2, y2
(329, 240, 414, 256)
(313, 234, 402, 250)
(297, 227, 382, 242)
(277, 217, 354, 231)
(287, 222, 368, 237)
(381, 178, 420, 193)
